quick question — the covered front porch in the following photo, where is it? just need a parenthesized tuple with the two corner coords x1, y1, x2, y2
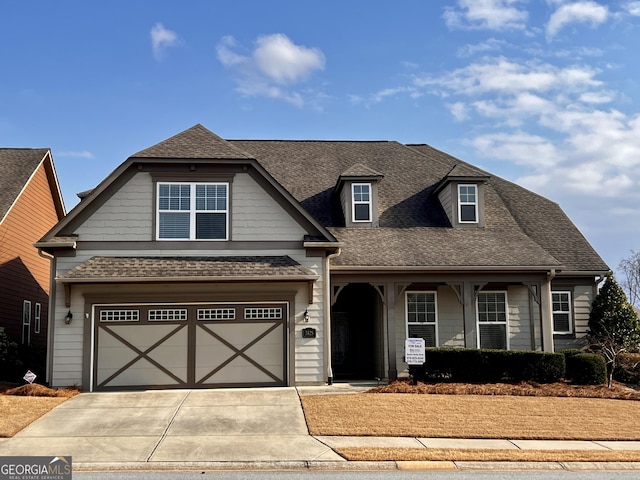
(328, 270, 556, 382)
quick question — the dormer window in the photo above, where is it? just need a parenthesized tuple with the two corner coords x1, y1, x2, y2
(352, 183, 372, 222)
(458, 184, 478, 223)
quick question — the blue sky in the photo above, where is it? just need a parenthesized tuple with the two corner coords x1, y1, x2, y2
(1, 1, 639, 275)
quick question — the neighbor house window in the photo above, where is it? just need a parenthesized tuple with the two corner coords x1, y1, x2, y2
(34, 303, 41, 334)
(552, 291, 572, 334)
(406, 292, 438, 347)
(157, 182, 228, 240)
(477, 292, 508, 349)
(352, 183, 371, 222)
(22, 300, 31, 345)
(458, 184, 478, 223)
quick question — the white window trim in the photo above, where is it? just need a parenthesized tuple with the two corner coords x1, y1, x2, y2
(34, 303, 41, 334)
(22, 300, 32, 345)
(476, 291, 509, 350)
(351, 183, 372, 223)
(156, 182, 229, 241)
(405, 291, 439, 347)
(458, 184, 478, 224)
(552, 290, 573, 334)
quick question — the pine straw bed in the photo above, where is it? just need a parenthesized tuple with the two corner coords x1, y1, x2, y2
(0, 383, 79, 438)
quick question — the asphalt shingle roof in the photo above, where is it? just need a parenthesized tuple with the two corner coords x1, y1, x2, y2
(60, 256, 318, 281)
(0, 148, 49, 220)
(229, 138, 608, 272)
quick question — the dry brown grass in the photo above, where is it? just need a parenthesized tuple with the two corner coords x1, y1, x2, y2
(336, 447, 640, 463)
(301, 392, 640, 440)
(0, 383, 79, 438)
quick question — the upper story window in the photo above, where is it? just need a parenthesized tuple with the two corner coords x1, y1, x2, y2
(352, 183, 372, 222)
(458, 184, 478, 223)
(552, 291, 572, 334)
(157, 182, 228, 240)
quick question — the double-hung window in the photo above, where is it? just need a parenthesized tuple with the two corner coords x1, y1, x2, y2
(34, 303, 41, 334)
(458, 184, 478, 223)
(157, 182, 228, 240)
(552, 291, 572, 334)
(477, 292, 508, 349)
(352, 183, 371, 222)
(406, 292, 438, 347)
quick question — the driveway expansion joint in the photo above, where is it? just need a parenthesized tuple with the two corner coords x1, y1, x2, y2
(146, 390, 191, 462)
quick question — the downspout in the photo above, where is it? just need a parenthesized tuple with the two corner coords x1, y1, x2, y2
(324, 247, 342, 385)
(37, 248, 55, 386)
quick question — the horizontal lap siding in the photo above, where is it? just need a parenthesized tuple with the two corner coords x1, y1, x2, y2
(508, 285, 533, 351)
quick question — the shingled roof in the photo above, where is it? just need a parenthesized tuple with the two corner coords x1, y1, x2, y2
(229, 138, 608, 273)
(60, 256, 318, 282)
(0, 148, 51, 220)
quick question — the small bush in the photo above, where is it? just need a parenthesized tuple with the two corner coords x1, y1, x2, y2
(0, 326, 19, 380)
(567, 353, 607, 385)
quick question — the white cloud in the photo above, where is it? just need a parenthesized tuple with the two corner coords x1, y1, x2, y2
(626, 1, 640, 15)
(57, 150, 95, 159)
(216, 34, 325, 108)
(457, 38, 506, 57)
(150, 23, 180, 61)
(443, 0, 528, 31)
(546, 2, 609, 39)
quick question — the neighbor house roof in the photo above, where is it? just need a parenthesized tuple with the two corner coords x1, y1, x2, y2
(0, 148, 64, 222)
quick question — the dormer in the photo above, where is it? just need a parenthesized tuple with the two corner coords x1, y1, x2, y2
(435, 164, 490, 228)
(335, 164, 384, 227)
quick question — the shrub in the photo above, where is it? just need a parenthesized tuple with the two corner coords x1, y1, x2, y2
(416, 348, 565, 383)
(567, 353, 607, 385)
(614, 353, 640, 384)
(0, 326, 19, 380)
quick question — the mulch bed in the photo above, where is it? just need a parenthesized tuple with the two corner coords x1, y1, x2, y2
(368, 379, 640, 400)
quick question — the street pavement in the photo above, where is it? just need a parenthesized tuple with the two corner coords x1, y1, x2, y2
(1, 383, 640, 471)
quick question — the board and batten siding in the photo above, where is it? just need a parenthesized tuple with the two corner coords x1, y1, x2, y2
(74, 172, 307, 242)
(50, 250, 325, 388)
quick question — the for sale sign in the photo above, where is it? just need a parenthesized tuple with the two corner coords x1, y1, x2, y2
(405, 337, 426, 365)
(1, 456, 72, 480)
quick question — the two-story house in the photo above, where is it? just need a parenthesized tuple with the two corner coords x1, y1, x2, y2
(0, 149, 65, 376)
(36, 125, 609, 390)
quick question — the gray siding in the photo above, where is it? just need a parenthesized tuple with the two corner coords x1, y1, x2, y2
(437, 184, 454, 225)
(74, 172, 308, 242)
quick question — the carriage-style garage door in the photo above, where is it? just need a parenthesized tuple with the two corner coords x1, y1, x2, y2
(93, 302, 287, 390)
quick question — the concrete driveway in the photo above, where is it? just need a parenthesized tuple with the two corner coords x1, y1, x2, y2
(0, 387, 344, 465)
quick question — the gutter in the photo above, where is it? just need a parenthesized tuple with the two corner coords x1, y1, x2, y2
(57, 274, 319, 284)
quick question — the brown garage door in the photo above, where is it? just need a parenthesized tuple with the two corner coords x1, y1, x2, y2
(93, 302, 287, 390)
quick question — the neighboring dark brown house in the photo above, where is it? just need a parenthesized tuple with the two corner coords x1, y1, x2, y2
(0, 149, 65, 358)
(37, 125, 609, 391)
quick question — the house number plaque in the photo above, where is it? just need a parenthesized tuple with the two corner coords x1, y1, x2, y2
(302, 328, 316, 339)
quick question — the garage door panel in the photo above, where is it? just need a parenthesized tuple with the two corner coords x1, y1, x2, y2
(101, 358, 183, 388)
(94, 302, 287, 390)
(205, 357, 282, 384)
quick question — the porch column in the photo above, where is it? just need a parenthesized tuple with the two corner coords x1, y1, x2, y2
(385, 283, 397, 381)
(463, 281, 478, 349)
(540, 278, 555, 352)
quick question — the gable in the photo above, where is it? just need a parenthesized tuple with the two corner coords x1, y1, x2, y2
(72, 169, 309, 242)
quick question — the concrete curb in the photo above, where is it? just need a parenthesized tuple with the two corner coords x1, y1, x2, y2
(72, 460, 640, 472)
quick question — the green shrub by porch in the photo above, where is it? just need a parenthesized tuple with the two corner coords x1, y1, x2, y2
(415, 347, 566, 383)
(567, 353, 607, 385)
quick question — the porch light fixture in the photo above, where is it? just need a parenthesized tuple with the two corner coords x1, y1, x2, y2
(303, 309, 310, 323)
(64, 310, 73, 325)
